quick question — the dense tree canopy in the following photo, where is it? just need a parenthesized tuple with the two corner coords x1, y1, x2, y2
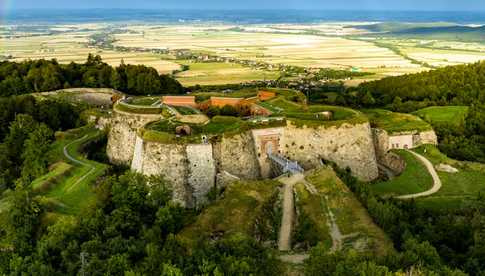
(0, 54, 184, 97)
(1, 172, 282, 275)
(352, 61, 485, 111)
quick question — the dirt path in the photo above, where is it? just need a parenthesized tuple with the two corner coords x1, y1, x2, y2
(63, 135, 96, 191)
(278, 181, 295, 251)
(397, 150, 442, 199)
(277, 173, 305, 251)
(323, 195, 345, 252)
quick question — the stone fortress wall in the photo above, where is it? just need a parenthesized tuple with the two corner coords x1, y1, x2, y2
(372, 128, 437, 174)
(107, 114, 381, 207)
(107, 109, 162, 165)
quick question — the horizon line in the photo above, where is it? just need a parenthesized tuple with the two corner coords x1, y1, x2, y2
(6, 8, 485, 13)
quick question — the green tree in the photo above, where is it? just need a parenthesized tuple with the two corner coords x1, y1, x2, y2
(21, 124, 54, 183)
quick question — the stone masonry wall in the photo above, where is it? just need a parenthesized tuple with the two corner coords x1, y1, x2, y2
(186, 144, 216, 206)
(106, 110, 162, 165)
(140, 141, 191, 207)
(280, 122, 379, 181)
(420, 130, 438, 145)
(212, 133, 261, 180)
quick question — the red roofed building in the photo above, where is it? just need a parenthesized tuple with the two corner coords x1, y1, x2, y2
(257, 90, 276, 101)
(161, 96, 197, 107)
(208, 97, 244, 108)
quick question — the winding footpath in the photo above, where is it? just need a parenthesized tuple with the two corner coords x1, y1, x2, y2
(397, 150, 442, 199)
(63, 134, 96, 191)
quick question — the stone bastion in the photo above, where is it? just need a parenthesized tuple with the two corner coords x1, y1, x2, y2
(106, 108, 379, 207)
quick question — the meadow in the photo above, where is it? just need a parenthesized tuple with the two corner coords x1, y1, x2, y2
(413, 106, 469, 127)
(297, 167, 393, 255)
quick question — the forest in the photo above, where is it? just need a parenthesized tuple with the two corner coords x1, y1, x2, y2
(0, 54, 184, 97)
(348, 61, 485, 163)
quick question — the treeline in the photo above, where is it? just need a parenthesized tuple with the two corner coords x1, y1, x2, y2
(0, 172, 282, 275)
(0, 54, 184, 97)
(435, 104, 485, 163)
(308, 164, 485, 275)
(337, 61, 485, 163)
(350, 61, 485, 112)
(0, 95, 83, 190)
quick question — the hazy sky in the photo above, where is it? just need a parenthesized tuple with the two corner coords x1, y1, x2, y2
(6, 0, 485, 11)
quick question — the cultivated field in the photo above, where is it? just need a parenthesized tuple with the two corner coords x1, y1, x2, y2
(2, 22, 485, 83)
(0, 29, 181, 74)
(113, 25, 423, 72)
(174, 61, 279, 86)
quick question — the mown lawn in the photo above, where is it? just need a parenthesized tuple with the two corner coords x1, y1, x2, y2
(413, 106, 469, 127)
(412, 145, 485, 210)
(35, 128, 108, 214)
(130, 96, 160, 106)
(371, 150, 434, 197)
(115, 103, 162, 114)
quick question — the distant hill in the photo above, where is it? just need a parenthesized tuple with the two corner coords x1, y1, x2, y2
(355, 22, 485, 42)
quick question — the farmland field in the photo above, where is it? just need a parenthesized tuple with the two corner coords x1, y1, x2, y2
(2, 22, 485, 84)
(0, 30, 181, 74)
(174, 61, 279, 86)
(113, 25, 423, 72)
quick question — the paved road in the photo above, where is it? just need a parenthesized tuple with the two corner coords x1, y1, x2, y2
(63, 135, 96, 191)
(397, 150, 442, 199)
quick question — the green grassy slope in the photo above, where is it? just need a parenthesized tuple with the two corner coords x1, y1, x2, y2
(296, 168, 394, 256)
(371, 150, 434, 197)
(363, 109, 433, 134)
(36, 127, 108, 214)
(412, 145, 485, 210)
(413, 106, 469, 127)
(179, 180, 282, 246)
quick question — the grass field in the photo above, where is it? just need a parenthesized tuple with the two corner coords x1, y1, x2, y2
(115, 102, 163, 114)
(411, 145, 485, 210)
(174, 61, 279, 86)
(37, 128, 108, 214)
(129, 97, 160, 106)
(400, 46, 485, 67)
(179, 180, 282, 244)
(1, 30, 180, 74)
(296, 168, 393, 255)
(371, 150, 434, 197)
(363, 109, 433, 134)
(413, 106, 469, 127)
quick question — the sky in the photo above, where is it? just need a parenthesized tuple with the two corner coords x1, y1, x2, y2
(5, 0, 485, 12)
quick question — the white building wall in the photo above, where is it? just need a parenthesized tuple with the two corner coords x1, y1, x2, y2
(388, 135, 414, 149)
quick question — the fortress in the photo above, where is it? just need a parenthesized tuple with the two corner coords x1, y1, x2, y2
(104, 89, 436, 207)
